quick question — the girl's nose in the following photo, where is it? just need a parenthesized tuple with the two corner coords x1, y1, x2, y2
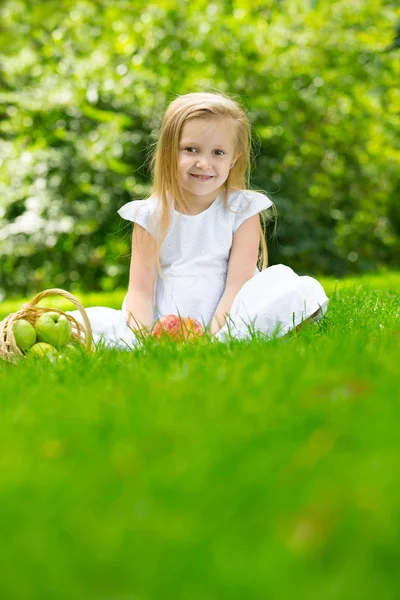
(196, 159, 211, 169)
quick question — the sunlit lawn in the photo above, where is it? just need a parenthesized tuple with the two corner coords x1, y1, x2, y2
(0, 272, 399, 599)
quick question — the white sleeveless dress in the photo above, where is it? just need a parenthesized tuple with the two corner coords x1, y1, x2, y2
(66, 189, 329, 349)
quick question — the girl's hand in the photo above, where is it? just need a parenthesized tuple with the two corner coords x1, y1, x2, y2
(127, 321, 152, 341)
(209, 314, 226, 336)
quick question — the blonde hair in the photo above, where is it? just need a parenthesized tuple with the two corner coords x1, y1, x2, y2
(140, 91, 277, 278)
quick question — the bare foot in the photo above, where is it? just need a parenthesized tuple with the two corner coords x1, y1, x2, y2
(291, 308, 322, 335)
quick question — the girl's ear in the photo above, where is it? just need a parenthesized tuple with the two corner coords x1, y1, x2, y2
(231, 152, 241, 167)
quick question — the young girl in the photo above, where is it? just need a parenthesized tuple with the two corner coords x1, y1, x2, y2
(66, 91, 329, 349)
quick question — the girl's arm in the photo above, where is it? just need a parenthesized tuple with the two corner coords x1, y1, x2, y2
(209, 285, 240, 335)
(125, 290, 155, 334)
(125, 223, 157, 335)
(210, 214, 261, 335)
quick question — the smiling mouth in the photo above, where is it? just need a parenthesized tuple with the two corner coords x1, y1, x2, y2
(190, 174, 214, 180)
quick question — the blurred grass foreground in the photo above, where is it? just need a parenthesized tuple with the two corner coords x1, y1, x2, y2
(0, 274, 400, 599)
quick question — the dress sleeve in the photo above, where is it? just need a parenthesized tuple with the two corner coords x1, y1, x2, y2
(233, 190, 273, 234)
(117, 198, 160, 238)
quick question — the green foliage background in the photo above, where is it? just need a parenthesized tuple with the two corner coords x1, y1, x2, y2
(0, 0, 399, 300)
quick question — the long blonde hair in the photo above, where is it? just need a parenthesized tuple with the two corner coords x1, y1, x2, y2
(141, 91, 277, 278)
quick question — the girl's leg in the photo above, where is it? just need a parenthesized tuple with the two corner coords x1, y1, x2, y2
(64, 306, 139, 350)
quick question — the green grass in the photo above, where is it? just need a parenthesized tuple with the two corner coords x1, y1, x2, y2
(1, 273, 400, 600)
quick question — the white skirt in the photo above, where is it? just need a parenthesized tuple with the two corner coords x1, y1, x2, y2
(214, 264, 329, 342)
(65, 264, 329, 350)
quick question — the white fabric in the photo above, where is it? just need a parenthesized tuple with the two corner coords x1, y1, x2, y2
(65, 189, 329, 349)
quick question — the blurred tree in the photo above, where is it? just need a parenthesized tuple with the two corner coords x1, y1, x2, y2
(0, 0, 399, 300)
(385, 22, 400, 50)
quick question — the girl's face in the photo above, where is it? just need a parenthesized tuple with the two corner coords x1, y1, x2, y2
(178, 118, 239, 201)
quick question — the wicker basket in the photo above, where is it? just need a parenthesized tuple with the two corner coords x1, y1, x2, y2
(0, 288, 95, 364)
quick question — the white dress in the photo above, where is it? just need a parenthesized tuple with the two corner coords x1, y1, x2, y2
(65, 189, 329, 349)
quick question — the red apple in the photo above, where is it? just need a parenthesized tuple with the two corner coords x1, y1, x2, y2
(152, 314, 203, 342)
(180, 317, 204, 342)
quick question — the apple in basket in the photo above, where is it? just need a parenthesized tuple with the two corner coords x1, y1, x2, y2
(26, 342, 59, 360)
(12, 319, 37, 352)
(58, 343, 83, 360)
(151, 314, 203, 342)
(26, 341, 82, 363)
(34, 312, 72, 350)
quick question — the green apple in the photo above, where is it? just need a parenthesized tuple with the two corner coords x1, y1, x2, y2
(35, 312, 72, 350)
(26, 342, 59, 360)
(12, 319, 37, 352)
(58, 343, 82, 361)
